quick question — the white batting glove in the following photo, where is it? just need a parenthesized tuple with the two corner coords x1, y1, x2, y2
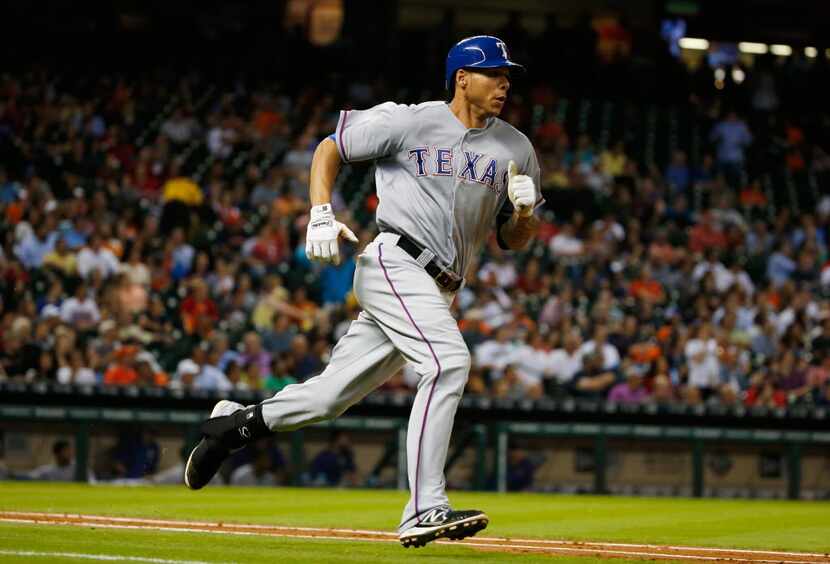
(507, 160, 536, 218)
(305, 203, 358, 265)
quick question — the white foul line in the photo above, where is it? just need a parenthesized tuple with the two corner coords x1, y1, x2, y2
(0, 550, 209, 564)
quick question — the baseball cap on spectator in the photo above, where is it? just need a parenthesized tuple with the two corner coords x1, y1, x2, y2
(41, 304, 61, 319)
(176, 359, 200, 378)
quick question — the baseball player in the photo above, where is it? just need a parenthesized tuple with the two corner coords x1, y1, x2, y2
(185, 35, 540, 548)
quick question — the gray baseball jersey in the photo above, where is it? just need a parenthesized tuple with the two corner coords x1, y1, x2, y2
(259, 100, 539, 533)
(333, 100, 540, 278)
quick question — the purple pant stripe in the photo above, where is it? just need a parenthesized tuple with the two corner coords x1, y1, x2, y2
(377, 243, 442, 521)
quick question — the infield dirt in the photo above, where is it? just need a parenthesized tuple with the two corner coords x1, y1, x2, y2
(2, 511, 828, 563)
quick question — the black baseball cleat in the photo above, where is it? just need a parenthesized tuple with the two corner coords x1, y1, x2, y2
(398, 508, 489, 548)
(184, 436, 228, 490)
(184, 400, 270, 490)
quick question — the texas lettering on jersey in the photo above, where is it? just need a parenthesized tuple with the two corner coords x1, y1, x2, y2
(407, 147, 508, 194)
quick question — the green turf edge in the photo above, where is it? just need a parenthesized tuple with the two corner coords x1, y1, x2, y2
(0, 522, 655, 564)
(1, 482, 828, 553)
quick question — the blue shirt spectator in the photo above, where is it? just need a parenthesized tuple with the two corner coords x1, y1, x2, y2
(767, 244, 796, 287)
(0, 168, 21, 204)
(665, 150, 691, 194)
(320, 257, 356, 305)
(710, 112, 752, 165)
(14, 226, 58, 269)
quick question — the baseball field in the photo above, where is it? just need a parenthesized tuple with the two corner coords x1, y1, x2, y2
(1, 483, 829, 563)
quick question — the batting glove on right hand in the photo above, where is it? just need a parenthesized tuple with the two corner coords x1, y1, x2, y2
(305, 203, 358, 265)
(507, 160, 536, 218)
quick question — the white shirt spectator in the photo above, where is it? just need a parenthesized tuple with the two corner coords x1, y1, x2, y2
(161, 114, 199, 144)
(230, 464, 279, 486)
(194, 364, 233, 391)
(27, 462, 75, 481)
(207, 125, 236, 158)
(512, 344, 549, 386)
(474, 339, 517, 379)
(550, 232, 585, 257)
(478, 260, 518, 288)
(60, 297, 101, 327)
(57, 366, 97, 385)
(577, 340, 620, 371)
(547, 348, 583, 383)
(121, 262, 151, 286)
(685, 338, 721, 388)
(691, 260, 733, 293)
(78, 246, 120, 279)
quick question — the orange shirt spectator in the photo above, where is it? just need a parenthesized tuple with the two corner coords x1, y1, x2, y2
(104, 347, 140, 385)
(629, 341, 661, 364)
(740, 182, 767, 208)
(180, 280, 218, 334)
(104, 364, 139, 385)
(630, 278, 665, 303)
(689, 213, 727, 253)
(253, 109, 283, 138)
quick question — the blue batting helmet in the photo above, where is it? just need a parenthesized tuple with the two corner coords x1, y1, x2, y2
(445, 35, 525, 90)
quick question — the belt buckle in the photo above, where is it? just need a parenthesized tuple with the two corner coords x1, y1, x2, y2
(435, 267, 462, 292)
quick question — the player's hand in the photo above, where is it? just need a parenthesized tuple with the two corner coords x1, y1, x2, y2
(305, 203, 358, 265)
(507, 160, 535, 218)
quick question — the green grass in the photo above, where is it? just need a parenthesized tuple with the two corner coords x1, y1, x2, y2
(0, 522, 642, 564)
(0, 482, 828, 562)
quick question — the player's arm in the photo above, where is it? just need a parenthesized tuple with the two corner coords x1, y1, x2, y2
(305, 137, 358, 265)
(310, 137, 340, 206)
(499, 210, 539, 251)
(497, 160, 539, 251)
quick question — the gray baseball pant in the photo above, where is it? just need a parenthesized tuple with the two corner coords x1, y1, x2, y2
(259, 232, 471, 532)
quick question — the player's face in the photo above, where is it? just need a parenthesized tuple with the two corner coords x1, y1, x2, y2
(462, 68, 511, 116)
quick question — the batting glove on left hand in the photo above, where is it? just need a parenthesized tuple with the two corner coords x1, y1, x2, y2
(507, 160, 536, 218)
(305, 203, 358, 265)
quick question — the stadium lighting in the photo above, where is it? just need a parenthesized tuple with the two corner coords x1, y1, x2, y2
(714, 68, 726, 81)
(738, 42, 768, 54)
(678, 37, 709, 50)
(770, 44, 792, 56)
(731, 67, 745, 84)
(805, 46, 818, 58)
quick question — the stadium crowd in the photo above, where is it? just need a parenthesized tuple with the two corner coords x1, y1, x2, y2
(1, 57, 830, 413)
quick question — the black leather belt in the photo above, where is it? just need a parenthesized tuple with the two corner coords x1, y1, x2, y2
(385, 232, 463, 292)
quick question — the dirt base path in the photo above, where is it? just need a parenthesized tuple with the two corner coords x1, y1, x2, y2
(1, 511, 828, 563)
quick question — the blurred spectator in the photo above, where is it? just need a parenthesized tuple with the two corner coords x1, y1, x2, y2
(709, 111, 752, 188)
(665, 150, 691, 195)
(112, 430, 160, 479)
(230, 438, 286, 486)
(264, 354, 297, 393)
(307, 431, 357, 487)
(493, 364, 542, 400)
(571, 352, 618, 399)
(14, 221, 58, 269)
(474, 326, 517, 380)
(547, 330, 583, 385)
(684, 323, 721, 391)
(608, 363, 651, 404)
(506, 446, 540, 492)
(577, 324, 620, 371)
(60, 281, 101, 331)
(194, 346, 231, 391)
(24, 440, 75, 481)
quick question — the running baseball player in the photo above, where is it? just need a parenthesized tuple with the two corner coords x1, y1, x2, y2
(185, 35, 540, 548)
